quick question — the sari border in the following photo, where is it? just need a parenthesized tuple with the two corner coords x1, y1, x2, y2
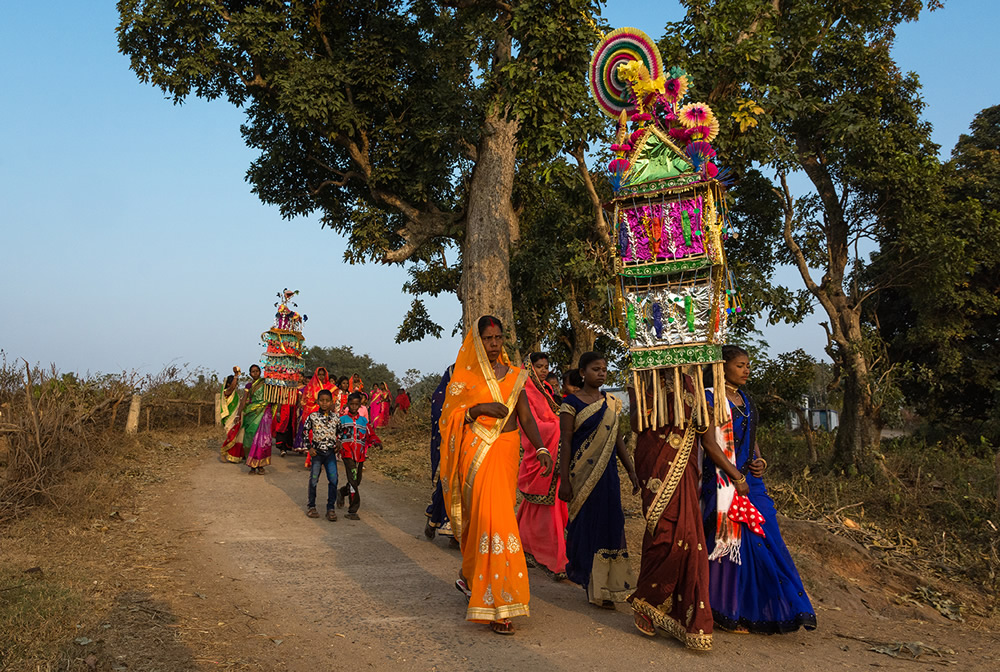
(462, 370, 528, 514)
(466, 603, 530, 621)
(632, 598, 713, 651)
(644, 424, 696, 535)
(568, 395, 621, 522)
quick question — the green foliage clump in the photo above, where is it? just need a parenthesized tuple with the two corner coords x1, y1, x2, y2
(302, 345, 399, 389)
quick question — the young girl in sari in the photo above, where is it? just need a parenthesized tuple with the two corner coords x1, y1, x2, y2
(627, 370, 713, 650)
(558, 352, 639, 608)
(220, 368, 243, 462)
(236, 364, 271, 474)
(439, 316, 548, 636)
(516, 352, 568, 578)
(700, 346, 817, 634)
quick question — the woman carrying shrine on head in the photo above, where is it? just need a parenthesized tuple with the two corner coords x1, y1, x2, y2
(558, 351, 639, 608)
(626, 368, 712, 650)
(515, 352, 568, 579)
(700, 345, 816, 634)
(439, 315, 549, 636)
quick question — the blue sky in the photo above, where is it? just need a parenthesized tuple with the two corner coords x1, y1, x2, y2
(1, 2, 995, 382)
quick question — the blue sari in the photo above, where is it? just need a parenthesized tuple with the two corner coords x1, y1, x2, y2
(562, 393, 634, 604)
(424, 366, 453, 536)
(701, 389, 817, 634)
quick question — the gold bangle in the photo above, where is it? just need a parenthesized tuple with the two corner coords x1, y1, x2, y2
(536, 447, 551, 457)
(464, 409, 474, 424)
(733, 474, 746, 484)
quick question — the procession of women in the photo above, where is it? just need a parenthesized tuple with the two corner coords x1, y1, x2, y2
(218, 25, 818, 651)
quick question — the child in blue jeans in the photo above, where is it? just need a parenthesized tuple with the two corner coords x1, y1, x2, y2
(305, 389, 339, 521)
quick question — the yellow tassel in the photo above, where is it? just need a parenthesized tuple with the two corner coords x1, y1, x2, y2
(636, 370, 645, 433)
(651, 371, 659, 430)
(673, 367, 683, 426)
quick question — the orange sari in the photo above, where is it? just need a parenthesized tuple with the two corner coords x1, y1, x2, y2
(439, 328, 530, 623)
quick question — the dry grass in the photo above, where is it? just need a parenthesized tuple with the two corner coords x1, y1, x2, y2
(0, 428, 215, 671)
(759, 425, 1000, 619)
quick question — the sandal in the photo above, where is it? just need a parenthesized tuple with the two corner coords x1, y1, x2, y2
(306, 508, 319, 518)
(327, 510, 338, 522)
(633, 609, 655, 636)
(490, 619, 515, 635)
(424, 521, 436, 539)
(601, 600, 616, 610)
(455, 578, 472, 601)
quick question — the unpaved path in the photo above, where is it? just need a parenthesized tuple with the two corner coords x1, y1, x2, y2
(131, 435, 1000, 672)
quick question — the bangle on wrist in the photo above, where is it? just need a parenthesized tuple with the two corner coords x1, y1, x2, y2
(464, 409, 474, 424)
(536, 447, 550, 457)
(733, 474, 746, 484)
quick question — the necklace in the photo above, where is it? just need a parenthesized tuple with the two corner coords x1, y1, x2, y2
(727, 387, 747, 417)
(725, 383, 740, 393)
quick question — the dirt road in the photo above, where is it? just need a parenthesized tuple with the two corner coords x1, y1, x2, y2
(127, 437, 997, 672)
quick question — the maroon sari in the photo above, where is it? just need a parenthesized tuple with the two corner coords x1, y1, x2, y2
(628, 375, 713, 651)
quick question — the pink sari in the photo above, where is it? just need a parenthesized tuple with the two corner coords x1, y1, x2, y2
(369, 389, 388, 428)
(516, 378, 568, 575)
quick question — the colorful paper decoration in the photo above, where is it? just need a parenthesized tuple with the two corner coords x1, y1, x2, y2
(259, 289, 307, 404)
(589, 27, 745, 432)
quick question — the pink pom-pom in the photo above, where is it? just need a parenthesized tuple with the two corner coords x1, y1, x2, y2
(705, 162, 719, 178)
(669, 127, 690, 142)
(608, 158, 631, 174)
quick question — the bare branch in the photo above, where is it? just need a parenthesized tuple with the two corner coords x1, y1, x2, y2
(569, 145, 612, 250)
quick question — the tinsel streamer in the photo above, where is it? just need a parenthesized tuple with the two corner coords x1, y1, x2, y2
(618, 219, 629, 257)
(627, 303, 637, 340)
(685, 295, 695, 332)
(616, 283, 629, 341)
(681, 210, 693, 246)
(652, 302, 663, 338)
(582, 320, 629, 349)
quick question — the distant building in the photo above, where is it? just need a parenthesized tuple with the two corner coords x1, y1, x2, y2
(788, 394, 839, 431)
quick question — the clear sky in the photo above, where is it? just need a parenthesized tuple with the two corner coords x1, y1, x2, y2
(1, 2, 995, 382)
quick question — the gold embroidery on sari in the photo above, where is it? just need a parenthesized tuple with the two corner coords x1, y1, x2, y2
(632, 598, 713, 651)
(567, 395, 621, 522)
(645, 424, 696, 535)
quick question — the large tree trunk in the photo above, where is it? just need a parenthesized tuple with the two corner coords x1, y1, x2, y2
(564, 279, 597, 369)
(459, 110, 520, 349)
(830, 305, 881, 474)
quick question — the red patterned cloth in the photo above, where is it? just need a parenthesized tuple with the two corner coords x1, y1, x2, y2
(726, 494, 766, 537)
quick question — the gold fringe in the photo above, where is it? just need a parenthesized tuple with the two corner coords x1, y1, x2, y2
(693, 366, 709, 428)
(650, 369, 660, 430)
(636, 370, 646, 432)
(673, 367, 683, 427)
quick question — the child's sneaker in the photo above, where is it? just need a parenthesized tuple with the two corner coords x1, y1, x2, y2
(345, 512, 360, 521)
(306, 508, 319, 518)
(327, 510, 338, 522)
